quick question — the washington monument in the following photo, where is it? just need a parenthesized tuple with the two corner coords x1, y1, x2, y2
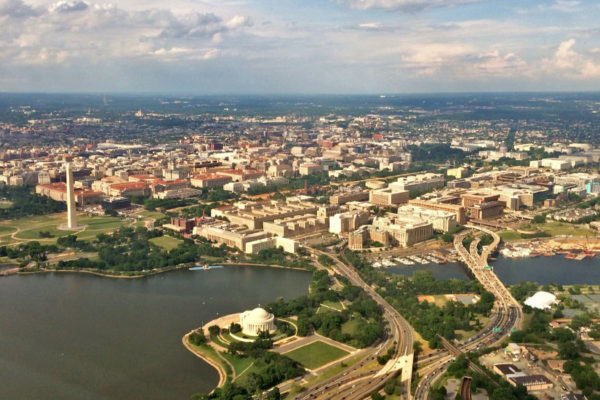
(59, 162, 84, 231)
(66, 163, 77, 229)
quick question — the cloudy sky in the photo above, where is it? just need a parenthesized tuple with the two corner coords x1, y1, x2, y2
(1, 0, 599, 93)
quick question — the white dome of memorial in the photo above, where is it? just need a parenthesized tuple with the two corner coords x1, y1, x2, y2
(239, 307, 276, 336)
(524, 291, 556, 310)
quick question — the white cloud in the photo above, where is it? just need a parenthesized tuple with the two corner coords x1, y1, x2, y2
(335, 0, 483, 12)
(544, 38, 600, 78)
(226, 15, 251, 29)
(0, 0, 251, 65)
(474, 50, 528, 76)
(358, 22, 381, 29)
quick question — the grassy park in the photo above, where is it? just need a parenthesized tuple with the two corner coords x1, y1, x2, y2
(284, 341, 349, 370)
(0, 212, 135, 246)
(139, 210, 167, 220)
(149, 235, 183, 251)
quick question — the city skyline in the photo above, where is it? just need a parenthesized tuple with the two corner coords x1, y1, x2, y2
(1, 0, 600, 93)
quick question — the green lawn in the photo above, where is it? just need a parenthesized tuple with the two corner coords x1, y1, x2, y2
(284, 341, 349, 370)
(139, 210, 166, 220)
(341, 317, 366, 336)
(320, 300, 343, 311)
(499, 230, 522, 241)
(221, 352, 255, 377)
(540, 221, 595, 237)
(0, 213, 133, 245)
(149, 235, 183, 251)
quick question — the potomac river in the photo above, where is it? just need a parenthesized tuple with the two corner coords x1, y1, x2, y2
(388, 255, 600, 286)
(0, 266, 311, 400)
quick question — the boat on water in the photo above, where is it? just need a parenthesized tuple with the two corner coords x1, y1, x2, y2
(565, 253, 577, 260)
(189, 265, 224, 271)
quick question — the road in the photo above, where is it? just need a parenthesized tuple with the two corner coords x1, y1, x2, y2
(413, 225, 523, 399)
(291, 244, 414, 400)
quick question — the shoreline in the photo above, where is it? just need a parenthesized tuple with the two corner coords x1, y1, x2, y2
(182, 330, 228, 392)
(14, 261, 310, 279)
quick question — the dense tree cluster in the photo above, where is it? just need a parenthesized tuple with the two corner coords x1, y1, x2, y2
(0, 185, 66, 219)
(248, 247, 313, 269)
(407, 143, 468, 163)
(53, 228, 230, 272)
(0, 241, 58, 262)
(195, 339, 303, 400)
(344, 251, 494, 348)
(266, 270, 385, 348)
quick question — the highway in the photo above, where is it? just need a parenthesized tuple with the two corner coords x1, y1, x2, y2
(293, 245, 414, 400)
(413, 225, 523, 399)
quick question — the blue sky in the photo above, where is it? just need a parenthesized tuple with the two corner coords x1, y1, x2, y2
(0, 0, 599, 93)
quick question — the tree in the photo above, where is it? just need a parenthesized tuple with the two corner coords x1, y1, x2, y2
(558, 341, 580, 359)
(230, 322, 242, 334)
(384, 379, 396, 395)
(267, 387, 281, 400)
(370, 392, 384, 400)
(208, 325, 221, 336)
(189, 329, 206, 346)
(413, 341, 423, 357)
(533, 214, 546, 224)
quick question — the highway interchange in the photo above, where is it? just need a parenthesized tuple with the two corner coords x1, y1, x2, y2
(292, 224, 522, 400)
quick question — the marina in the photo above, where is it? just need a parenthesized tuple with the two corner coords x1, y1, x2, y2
(371, 251, 452, 269)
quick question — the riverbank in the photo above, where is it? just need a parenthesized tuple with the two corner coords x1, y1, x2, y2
(0, 265, 312, 399)
(14, 261, 310, 279)
(182, 330, 228, 391)
(499, 236, 600, 259)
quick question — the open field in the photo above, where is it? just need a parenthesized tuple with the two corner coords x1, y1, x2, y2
(284, 340, 349, 370)
(0, 212, 135, 245)
(149, 235, 183, 251)
(341, 317, 366, 337)
(541, 221, 595, 237)
(499, 230, 522, 241)
(416, 294, 448, 307)
(221, 352, 255, 378)
(321, 300, 344, 311)
(139, 210, 167, 220)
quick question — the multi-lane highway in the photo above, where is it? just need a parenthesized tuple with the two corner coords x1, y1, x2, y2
(294, 245, 414, 400)
(413, 225, 523, 399)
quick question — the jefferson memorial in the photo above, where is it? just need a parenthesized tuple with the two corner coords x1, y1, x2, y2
(239, 307, 276, 336)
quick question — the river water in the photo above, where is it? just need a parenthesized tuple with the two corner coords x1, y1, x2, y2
(387, 254, 600, 286)
(0, 266, 311, 400)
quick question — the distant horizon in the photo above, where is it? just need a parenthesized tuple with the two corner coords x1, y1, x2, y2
(3, 90, 600, 97)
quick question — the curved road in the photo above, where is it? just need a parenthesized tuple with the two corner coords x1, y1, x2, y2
(293, 245, 414, 400)
(414, 225, 523, 399)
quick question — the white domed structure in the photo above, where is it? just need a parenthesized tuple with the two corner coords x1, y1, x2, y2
(239, 307, 276, 336)
(524, 291, 556, 310)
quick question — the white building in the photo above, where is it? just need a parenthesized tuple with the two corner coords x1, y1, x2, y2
(397, 205, 456, 232)
(245, 236, 298, 254)
(240, 307, 276, 336)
